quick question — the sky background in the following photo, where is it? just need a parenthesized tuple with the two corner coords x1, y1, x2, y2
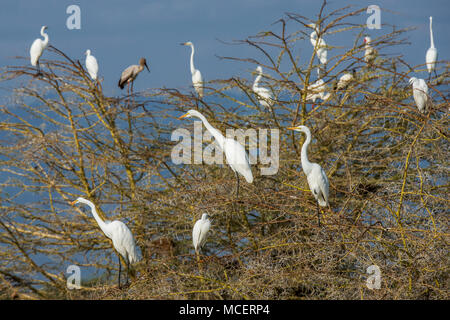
(0, 0, 448, 97)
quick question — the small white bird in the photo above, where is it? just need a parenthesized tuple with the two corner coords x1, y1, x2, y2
(306, 79, 331, 103)
(71, 197, 139, 287)
(118, 57, 150, 95)
(363, 36, 377, 66)
(30, 26, 49, 74)
(192, 213, 211, 254)
(287, 125, 330, 226)
(425, 16, 438, 81)
(335, 69, 356, 91)
(181, 41, 204, 98)
(409, 77, 429, 113)
(309, 23, 327, 65)
(252, 66, 274, 108)
(179, 109, 253, 197)
(85, 49, 99, 81)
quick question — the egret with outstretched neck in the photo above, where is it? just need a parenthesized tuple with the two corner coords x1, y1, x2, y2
(181, 42, 204, 98)
(30, 26, 49, 74)
(71, 197, 139, 288)
(309, 23, 327, 66)
(253, 66, 274, 108)
(287, 125, 330, 226)
(179, 110, 253, 197)
(426, 16, 438, 81)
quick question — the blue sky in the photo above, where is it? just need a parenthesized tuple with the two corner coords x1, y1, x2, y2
(0, 0, 448, 96)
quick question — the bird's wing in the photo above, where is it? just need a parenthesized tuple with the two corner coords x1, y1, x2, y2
(30, 39, 44, 65)
(224, 139, 253, 183)
(109, 221, 138, 264)
(318, 166, 330, 205)
(119, 65, 136, 87)
(199, 220, 211, 248)
(192, 220, 202, 250)
(86, 56, 98, 79)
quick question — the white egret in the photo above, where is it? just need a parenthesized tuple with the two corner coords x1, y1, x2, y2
(30, 26, 49, 74)
(181, 42, 204, 98)
(179, 109, 253, 197)
(309, 23, 327, 66)
(306, 79, 331, 103)
(252, 66, 274, 108)
(85, 49, 98, 81)
(287, 125, 330, 226)
(192, 213, 211, 254)
(363, 37, 377, 66)
(71, 197, 139, 287)
(425, 16, 438, 81)
(409, 77, 428, 113)
(118, 57, 150, 95)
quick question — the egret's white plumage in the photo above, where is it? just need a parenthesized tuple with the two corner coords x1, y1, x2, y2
(179, 110, 253, 196)
(288, 125, 330, 226)
(306, 79, 331, 103)
(192, 213, 211, 254)
(336, 69, 356, 90)
(181, 42, 204, 98)
(425, 16, 438, 80)
(309, 24, 327, 65)
(118, 57, 150, 94)
(252, 66, 274, 108)
(85, 49, 98, 81)
(30, 26, 49, 71)
(363, 37, 377, 65)
(409, 77, 428, 113)
(71, 197, 139, 287)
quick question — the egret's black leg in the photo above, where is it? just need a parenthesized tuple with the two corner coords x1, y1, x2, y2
(434, 70, 438, 80)
(316, 202, 321, 227)
(235, 171, 240, 199)
(118, 255, 122, 288)
(126, 260, 130, 285)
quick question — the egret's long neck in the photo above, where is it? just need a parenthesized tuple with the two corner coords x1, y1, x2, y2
(310, 30, 317, 44)
(300, 131, 313, 175)
(85, 201, 110, 238)
(253, 70, 262, 89)
(195, 114, 225, 150)
(41, 29, 49, 47)
(189, 44, 196, 74)
(429, 18, 435, 48)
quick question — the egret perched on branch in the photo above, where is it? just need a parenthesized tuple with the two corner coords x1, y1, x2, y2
(426, 16, 438, 81)
(306, 79, 331, 103)
(30, 26, 49, 74)
(192, 213, 211, 254)
(287, 125, 330, 227)
(308, 23, 327, 66)
(363, 37, 377, 67)
(118, 57, 150, 95)
(253, 66, 274, 108)
(179, 109, 253, 197)
(181, 41, 204, 98)
(71, 197, 139, 288)
(85, 49, 98, 81)
(409, 77, 429, 113)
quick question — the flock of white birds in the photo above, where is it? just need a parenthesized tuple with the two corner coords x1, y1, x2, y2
(27, 15, 438, 287)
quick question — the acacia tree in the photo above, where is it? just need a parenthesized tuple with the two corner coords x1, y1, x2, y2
(0, 3, 448, 299)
